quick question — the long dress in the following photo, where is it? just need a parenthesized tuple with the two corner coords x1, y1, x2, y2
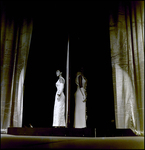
(74, 72, 87, 128)
(52, 77, 66, 127)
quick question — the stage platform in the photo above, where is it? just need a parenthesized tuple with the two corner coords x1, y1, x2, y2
(1, 134, 144, 149)
(7, 127, 137, 137)
(8, 128, 95, 137)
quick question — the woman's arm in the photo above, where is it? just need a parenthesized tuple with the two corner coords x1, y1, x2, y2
(78, 75, 86, 101)
(78, 75, 82, 88)
(57, 78, 65, 96)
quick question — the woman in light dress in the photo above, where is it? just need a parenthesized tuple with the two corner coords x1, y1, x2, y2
(74, 68, 87, 128)
(52, 70, 66, 127)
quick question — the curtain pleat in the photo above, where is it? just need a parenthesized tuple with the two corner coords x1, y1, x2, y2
(1, 4, 33, 130)
(109, 1, 144, 135)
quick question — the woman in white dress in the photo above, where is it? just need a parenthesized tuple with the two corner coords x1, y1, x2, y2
(52, 70, 66, 127)
(74, 69, 87, 128)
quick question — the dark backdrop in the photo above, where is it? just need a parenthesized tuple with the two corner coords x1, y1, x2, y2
(23, 1, 115, 131)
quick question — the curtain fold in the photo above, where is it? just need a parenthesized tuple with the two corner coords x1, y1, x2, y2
(109, 1, 144, 135)
(1, 3, 33, 130)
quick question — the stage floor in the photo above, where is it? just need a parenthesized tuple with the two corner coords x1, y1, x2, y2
(1, 134, 144, 149)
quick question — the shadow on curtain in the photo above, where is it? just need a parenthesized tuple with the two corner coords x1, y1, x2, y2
(109, 1, 144, 135)
(1, 2, 33, 131)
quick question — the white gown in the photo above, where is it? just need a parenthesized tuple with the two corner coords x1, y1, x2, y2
(74, 72, 87, 128)
(52, 77, 66, 127)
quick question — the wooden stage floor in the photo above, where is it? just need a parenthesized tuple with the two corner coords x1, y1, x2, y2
(1, 134, 144, 149)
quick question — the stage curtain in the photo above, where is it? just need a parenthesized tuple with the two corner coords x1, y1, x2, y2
(109, 1, 144, 135)
(1, 3, 33, 131)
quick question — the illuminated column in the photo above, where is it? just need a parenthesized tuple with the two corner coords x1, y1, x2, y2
(66, 36, 70, 128)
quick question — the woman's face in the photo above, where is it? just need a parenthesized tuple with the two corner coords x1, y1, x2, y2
(56, 70, 60, 77)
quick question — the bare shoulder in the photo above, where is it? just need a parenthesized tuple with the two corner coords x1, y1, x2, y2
(59, 77, 65, 84)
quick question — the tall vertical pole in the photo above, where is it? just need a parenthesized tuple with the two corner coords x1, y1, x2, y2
(66, 36, 70, 128)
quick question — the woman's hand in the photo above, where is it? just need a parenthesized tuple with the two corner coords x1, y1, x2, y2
(83, 95, 87, 102)
(83, 99, 87, 102)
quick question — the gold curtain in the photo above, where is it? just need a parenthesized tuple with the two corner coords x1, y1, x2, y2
(109, 1, 144, 135)
(1, 3, 33, 131)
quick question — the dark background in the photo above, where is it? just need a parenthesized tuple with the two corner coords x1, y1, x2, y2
(3, 1, 115, 131)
